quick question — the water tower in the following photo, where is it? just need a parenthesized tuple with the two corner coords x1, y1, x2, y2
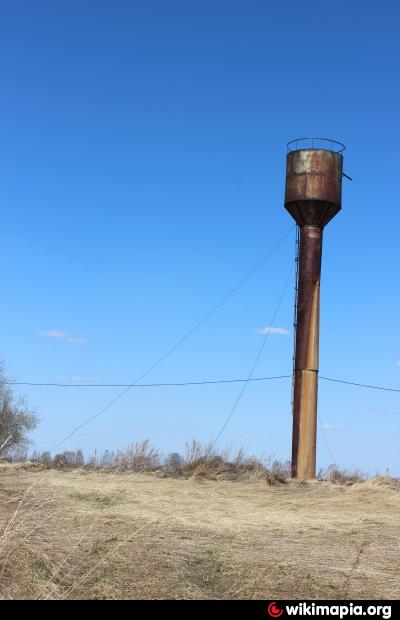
(284, 138, 346, 479)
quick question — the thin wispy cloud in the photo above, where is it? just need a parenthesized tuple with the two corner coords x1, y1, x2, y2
(363, 410, 399, 418)
(39, 330, 86, 345)
(321, 423, 342, 430)
(65, 337, 86, 345)
(397, 361, 400, 368)
(39, 330, 66, 339)
(257, 326, 289, 336)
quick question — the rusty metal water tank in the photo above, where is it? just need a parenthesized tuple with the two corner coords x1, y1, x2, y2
(284, 138, 345, 228)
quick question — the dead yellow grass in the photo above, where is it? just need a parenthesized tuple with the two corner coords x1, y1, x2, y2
(0, 466, 399, 600)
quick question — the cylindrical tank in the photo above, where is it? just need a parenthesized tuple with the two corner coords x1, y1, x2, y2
(285, 139, 345, 479)
(285, 147, 343, 227)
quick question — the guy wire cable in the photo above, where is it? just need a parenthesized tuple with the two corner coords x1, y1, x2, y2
(48, 225, 295, 452)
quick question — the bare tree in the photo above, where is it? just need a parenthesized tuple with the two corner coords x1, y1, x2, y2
(0, 362, 39, 458)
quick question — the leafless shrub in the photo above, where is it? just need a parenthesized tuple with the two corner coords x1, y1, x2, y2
(174, 440, 288, 483)
(93, 440, 161, 472)
(164, 452, 184, 475)
(183, 439, 226, 475)
(39, 452, 53, 468)
(52, 450, 84, 469)
(264, 459, 291, 484)
(318, 464, 366, 484)
(6, 446, 29, 462)
(99, 450, 116, 469)
(123, 440, 161, 471)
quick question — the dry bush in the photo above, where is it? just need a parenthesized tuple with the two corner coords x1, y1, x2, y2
(175, 440, 288, 483)
(364, 475, 400, 490)
(164, 452, 184, 475)
(52, 450, 84, 469)
(84, 440, 161, 472)
(33, 442, 161, 473)
(113, 440, 161, 471)
(30, 451, 53, 468)
(265, 458, 291, 484)
(318, 464, 366, 484)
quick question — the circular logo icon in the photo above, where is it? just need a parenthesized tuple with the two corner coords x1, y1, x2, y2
(267, 602, 284, 618)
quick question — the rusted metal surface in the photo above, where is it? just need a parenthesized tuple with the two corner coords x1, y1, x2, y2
(291, 369, 318, 479)
(285, 142, 344, 480)
(285, 149, 343, 227)
(291, 226, 322, 479)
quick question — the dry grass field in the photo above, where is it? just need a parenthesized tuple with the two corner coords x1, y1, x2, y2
(0, 465, 399, 600)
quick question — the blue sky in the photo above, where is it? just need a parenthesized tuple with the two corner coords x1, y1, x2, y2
(1, 0, 399, 474)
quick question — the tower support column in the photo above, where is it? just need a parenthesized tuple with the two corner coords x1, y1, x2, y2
(291, 225, 323, 479)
